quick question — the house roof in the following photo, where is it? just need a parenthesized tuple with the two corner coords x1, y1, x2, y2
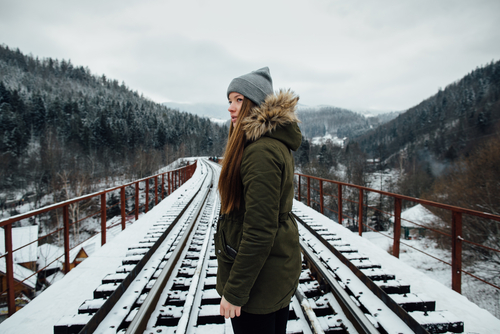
(37, 233, 99, 271)
(0, 225, 39, 263)
(0, 258, 36, 289)
(390, 204, 442, 227)
(38, 243, 64, 271)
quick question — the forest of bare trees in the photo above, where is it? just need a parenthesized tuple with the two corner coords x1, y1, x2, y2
(424, 135, 500, 269)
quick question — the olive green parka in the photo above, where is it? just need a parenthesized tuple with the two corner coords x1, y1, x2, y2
(215, 89, 302, 314)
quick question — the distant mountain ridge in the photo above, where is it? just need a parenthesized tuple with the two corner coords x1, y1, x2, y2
(163, 100, 402, 145)
(0, 44, 228, 196)
(162, 101, 228, 121)
(354, 60, 500, 165)
(297, 105, 400, 140)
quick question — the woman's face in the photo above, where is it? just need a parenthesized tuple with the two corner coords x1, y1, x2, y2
(228, 92, 244, 125)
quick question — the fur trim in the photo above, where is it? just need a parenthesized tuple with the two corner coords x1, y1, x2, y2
(242, 89, 300, 142)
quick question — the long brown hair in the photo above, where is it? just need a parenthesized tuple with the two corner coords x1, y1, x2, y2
(218, 97, 256, 214)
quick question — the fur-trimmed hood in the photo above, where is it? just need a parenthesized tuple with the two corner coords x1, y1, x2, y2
(242, 89, 302, 151)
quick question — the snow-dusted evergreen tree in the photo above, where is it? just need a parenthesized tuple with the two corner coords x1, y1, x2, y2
(0, 44, 228, 202)
(356, 60, 500, 167)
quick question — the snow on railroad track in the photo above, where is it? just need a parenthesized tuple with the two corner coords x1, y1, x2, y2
(0, 160, 212, 334)
(292, 201, 500, 334)
(297, 215, 445, 333)
(68, 160, 217, 334)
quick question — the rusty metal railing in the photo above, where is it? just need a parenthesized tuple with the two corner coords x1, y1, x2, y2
(295, 172, 500, 295)
(0, 161, 197, 317)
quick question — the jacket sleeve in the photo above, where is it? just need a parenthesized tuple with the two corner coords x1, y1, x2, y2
(222, 139, 284, 306)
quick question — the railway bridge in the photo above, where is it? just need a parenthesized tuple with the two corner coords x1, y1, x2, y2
(1, 158, 499, 333)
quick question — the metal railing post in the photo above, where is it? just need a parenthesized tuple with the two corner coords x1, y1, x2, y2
(155, 176, 158, 206)
(297, 175, 301, 202)
(452, 211, 463, 293)
(101, 193, 107, 246)
(338, 184, 343, 225)
(168, 172, 171, 195)
(145, 180, 149, 213)
(63, 205, 70, 273)
(161, 174, 165, 200)
(358, 189, 364, 236)
(121, 186, 126, 230)
(319, 180, 324, 214)
(135, 182, 139, 220)
(4, 224, 16, 316)
(307, 177, 311, 207)
(393, 198, 402, 258)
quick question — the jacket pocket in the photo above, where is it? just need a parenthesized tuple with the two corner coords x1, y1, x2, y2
(214, 229, 235, 263)
(222, 230, 238, 259)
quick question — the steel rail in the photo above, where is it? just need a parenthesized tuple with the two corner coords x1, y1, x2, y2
(77, 169, 207, 334)
(125, 166, 214, 334)
(299, 238, 380, 334)
(175, 187, 219, 333)
(295, 212, 431, 334)
(294, 287, 326, 334)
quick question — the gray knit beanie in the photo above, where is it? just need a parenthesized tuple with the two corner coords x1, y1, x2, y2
(227, 67, 273, 106)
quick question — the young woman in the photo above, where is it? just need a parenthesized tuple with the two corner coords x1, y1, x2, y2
(215, 67, 303, 334)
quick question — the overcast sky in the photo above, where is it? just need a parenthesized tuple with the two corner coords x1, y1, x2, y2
(1, 0, 499, 114)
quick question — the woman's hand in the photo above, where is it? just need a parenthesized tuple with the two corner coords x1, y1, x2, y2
(220, 296, 241, 319)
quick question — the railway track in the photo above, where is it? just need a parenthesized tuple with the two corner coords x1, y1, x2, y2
(293, 208, 464, 334)
(54, 159, 218, 334)
(54, 159, 464, 334)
